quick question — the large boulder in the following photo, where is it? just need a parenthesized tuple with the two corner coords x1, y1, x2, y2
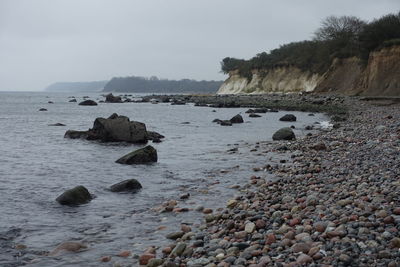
(88, 113, 148, 143)
(279, 114, 297, 122)
(56, 186, 92, 205)
(230, 114, 244, 123)
(78, 100, 97, 106)
(110, 179, 142, 193)
(105, 93, 122, 103)
(272, 127, 296, 141)
(116, 145, 157, 165)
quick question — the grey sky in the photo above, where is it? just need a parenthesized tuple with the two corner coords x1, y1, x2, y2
(0, 0, 398, 91)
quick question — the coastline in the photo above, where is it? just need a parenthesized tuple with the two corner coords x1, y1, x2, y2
(140, 96, 400, 266)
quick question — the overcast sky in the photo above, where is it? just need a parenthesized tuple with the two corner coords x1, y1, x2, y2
(0, 0, 398, 91)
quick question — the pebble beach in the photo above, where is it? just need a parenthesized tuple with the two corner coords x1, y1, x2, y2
(141, 97, 400, 267)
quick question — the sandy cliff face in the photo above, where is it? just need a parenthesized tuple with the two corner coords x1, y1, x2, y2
(217, 68, 323, 95)
(217, 45, 400, 96)
(358, 45, 400, 96)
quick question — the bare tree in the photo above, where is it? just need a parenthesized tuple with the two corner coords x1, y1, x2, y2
(314, 16, 366, 41)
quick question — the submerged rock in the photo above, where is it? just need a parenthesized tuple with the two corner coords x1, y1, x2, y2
(230, 114, 244, 123)
(49, 242, 87, 256)
(68, 99, 77, 102)
(56, 186, 92, 205)
(78, 100, 98, 106)
(272, 127, 296, 140)
(48, 123, 66, 126)
(279, 114, 297, 121)
(116, 145, 157, 164)
(110, 179, 142, 193)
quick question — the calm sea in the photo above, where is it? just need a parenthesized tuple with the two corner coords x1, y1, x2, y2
(0, 92, 328, 266)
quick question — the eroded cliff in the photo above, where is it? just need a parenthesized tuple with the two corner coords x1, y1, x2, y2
(217, 45, 400, 96)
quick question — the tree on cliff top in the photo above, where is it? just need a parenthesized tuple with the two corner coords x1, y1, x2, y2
(314, 15, 366, 42)
(359, 11, 400, 58)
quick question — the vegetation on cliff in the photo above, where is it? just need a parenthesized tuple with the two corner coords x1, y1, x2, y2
(221, 11, 400, 78)
(103, 76, 223, 93)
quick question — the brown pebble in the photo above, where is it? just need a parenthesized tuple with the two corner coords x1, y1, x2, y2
(162, 247, 172, 254)
(265, 233, 276, 245)
(203, 208, 213, 214)
(139, 253, 155, 265)
(289, 218, 301, 227)
(181, 224, 191, 233)
(118, 250, 131, 257)
(100, 256, 111, 262)
(384, 216, 395, 224)
(393, 207, 400, 215)
(292, 243, 311, 253)
(296, 253, 313, 264)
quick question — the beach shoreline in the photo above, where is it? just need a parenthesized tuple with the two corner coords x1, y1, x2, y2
(140, 96, 400, 266)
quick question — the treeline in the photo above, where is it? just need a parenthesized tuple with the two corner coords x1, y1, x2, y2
(221, 11, 400, 78)
(45, 81, 108, 92)
(103, 76, 223, 93)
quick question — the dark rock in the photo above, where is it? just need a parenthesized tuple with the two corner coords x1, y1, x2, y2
(212, 119, 222, 123)
(116, 145, 157, 165)
(64, 130, 88, 139)
(220, 120, 232, 126)
(272, 127, 296, 141)
(305, 125, 313, 130)
(78, 100, 97, 106)
(249, 114, 261, 118)
(105, 93, 122, 103)
(48, 101, 54, 104)
(39, 108, 47, 111)
(49, 123, 66, 126)
(279, 114, 297, 122)
(230, 114, 244, 123)
(88, 114, 148, 143)
(110, 179, 142, 193)
(56, 186, 92, 205)
(65, 114, 151, 143)
(69, 99, 77, 102)
(147, 131, 165, 141)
